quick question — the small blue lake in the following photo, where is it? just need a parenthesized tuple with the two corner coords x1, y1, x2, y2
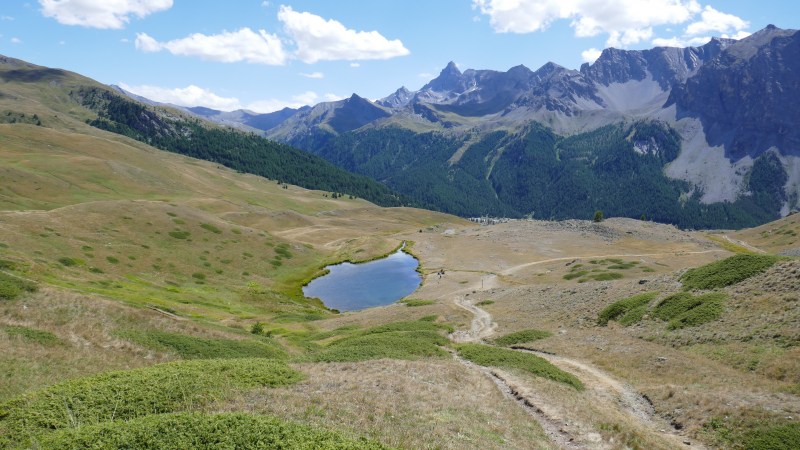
(303, 246, 422, 311)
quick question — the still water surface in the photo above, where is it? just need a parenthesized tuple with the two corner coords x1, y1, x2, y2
(303, 247, 421, 311)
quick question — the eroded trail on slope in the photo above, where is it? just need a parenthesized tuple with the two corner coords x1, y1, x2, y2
(450, 292, 703, 449)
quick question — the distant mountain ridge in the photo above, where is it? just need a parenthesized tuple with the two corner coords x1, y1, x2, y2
(112, 25, 800, 228)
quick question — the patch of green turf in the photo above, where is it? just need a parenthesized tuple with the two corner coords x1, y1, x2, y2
(742, 423, 800, 450)
(597, 292, 658, 326)
(0, 273, 37, 300)
(457, 344, 584, 390)
(57, 257, 80, 267)
(400, 299, 435, 307)
(681, 254, 785, 290)
(563, 270, 588, 280)
(493, 329, 552, 346)
(0, 359, 302, 448)
(0, 259, 17, 270)
(1, 325, 62, 346)
(476, 300, 495, 306)
(39, 412, 390, 450)
(118, 330, 286, 360)
(310, 320, 450, 362)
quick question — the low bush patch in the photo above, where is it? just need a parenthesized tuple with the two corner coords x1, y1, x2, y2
(310, 320, 450, 362)
(654, 292, 726, 330)
(0, 273, 37, 300)
(0, 359, 302, 448)
(39, 412, 389, 450)
(168, 230, 191, 239)
(493, 329, 552, 346)
(457, 344, 584, 390)
(400, 299, 435, 307)
(681, 254, 785, 290)
(742, 423, 800, 450)
(598, 292, 658, 326)
(119, 330, 286, 360)
(2, 325, 61, 346)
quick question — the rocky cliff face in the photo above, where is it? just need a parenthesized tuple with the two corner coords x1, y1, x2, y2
(669, 26, 800, 159)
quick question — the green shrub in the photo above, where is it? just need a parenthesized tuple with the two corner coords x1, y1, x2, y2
(654, 292, 726, 330)
(106, 256, 119, 264)
(681, 254, 785, 290)
(119, 330, 286, 360)
(250, 322, 265, 335)
(88, 266, 104, 274)
(200, 223, 222, 234)
(493, 329, 552, 346)
(0, 359, 302, 448)
(667, 293, 726, 330)
(0, 259, 17, 270)
(618, 305, 648, 326)
(271, 312, 325, 323)
(310, 321, 450, 362)
(597, 292, 658, 326)
(743, 423, 800, 450)
(168, 230, 191, 239)
(39, 412, 389, 450)
(653, 293, 701, 321)
(191, 272, 206, 280)
(2, 325, 61, 346)
(57, 257, 79, 267)
(476, 300, 495, 306)
(457, 344, 584, 390)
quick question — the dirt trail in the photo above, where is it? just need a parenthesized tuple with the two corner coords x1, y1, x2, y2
(500, 249, 724, 276)
(449, 286, 703, 449)
(722, 234, 767, 254)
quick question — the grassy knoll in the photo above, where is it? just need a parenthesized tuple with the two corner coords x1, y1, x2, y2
(457, 343, 584, 390)
(493, 328, 552, 346)
(37, 412, 390, 450)
(563, 258, 649, 283)
(681, 254, 785, 290)
(0, 359, 302, 448)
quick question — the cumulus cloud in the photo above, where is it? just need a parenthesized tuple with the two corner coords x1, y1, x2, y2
(581, 48, 602, 63)
(685, 5, 748, 36)
(278, 5, 409, 63)
(120, 83, 341, 113)
(300, 72, 324, 79)
(10, 37, 22, 44)
(119, 83, 242, 111)
(651, 5, 750, 48)
(39, 0, 172, 29)
(473, 0, 703, 46)
(135, 28, 287, 65)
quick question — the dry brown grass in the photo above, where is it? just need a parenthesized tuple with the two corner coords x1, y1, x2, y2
(216, 358, 554, 450)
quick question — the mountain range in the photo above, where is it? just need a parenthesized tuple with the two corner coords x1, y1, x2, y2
(130, 25, 799, 229)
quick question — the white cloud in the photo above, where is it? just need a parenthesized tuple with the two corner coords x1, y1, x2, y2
(10, 37, 21, 44)
(135, 28, 286, 65)
(278, 5, 409, 63)
(418, 72, 432, 78)
(651, 5, 749, 48)
(119, 83, 242, 111)
(39, 0, 172, 29)
(350, 62, 360, 68)
(685, 5, 748, 36)
(1, 15, 13, 21)
(300, 71, 324, 79)
(581, 47, 602, 63)
(473, 0, 703, 47)
(120, 82, 340, 114)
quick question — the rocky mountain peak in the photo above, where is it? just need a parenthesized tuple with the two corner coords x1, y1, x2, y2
(422, 61, 467, 93)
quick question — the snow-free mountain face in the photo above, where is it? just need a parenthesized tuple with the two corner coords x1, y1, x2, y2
(114, 25, 800, 226)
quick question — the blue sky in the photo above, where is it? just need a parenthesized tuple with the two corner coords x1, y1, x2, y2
(0, 1, 796, 112)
